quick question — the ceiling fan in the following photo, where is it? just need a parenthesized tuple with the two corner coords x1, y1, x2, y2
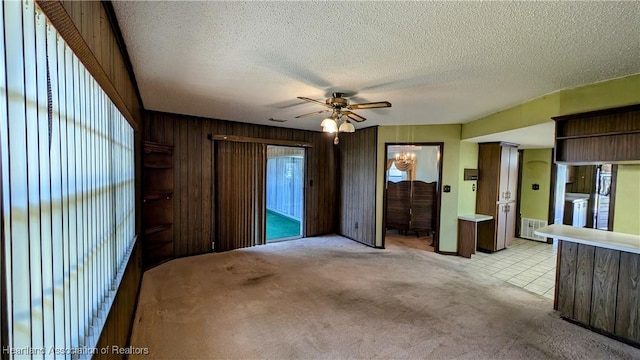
(295, 92, 392, 144)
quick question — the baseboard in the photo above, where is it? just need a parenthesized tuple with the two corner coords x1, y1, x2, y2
(438, 250, 457, 256)
(339, 234, 381, 249)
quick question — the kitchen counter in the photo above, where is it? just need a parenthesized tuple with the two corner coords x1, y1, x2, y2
(457, 214, 493, 222)
(535, 224, 640, 254)
(535, 224, 640, 347)
(565, 192, 589, 201)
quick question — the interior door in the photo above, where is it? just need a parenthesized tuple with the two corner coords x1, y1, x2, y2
(215, 141, 266, 251)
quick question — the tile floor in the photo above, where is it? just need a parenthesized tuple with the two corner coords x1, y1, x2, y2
(462, 238, 558, 300)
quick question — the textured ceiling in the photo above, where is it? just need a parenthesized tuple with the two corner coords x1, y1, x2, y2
(112, 1, 640, 147)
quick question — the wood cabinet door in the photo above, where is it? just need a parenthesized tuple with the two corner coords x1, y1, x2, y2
(505, 202, 517, 247)
(507, 147, 519, 202)
(499, 147, 511, 202)
(580, 200, 589, 227)
(572, 202, 581, 226)
(496, 203, 507, 250)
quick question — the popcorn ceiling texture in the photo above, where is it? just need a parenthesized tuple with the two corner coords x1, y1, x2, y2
(112, 1, 640, 136)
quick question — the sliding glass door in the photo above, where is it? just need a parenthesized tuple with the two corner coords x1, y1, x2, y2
(265, 146, 304, 242)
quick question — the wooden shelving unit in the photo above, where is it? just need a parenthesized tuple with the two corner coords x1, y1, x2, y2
(552, 104, 640, 163)
(142, 141, 174, 269)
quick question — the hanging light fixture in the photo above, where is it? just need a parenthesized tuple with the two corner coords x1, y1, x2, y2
(321, 117, 338, 133)
(395, 152, 416, 165)
(320, 110, 356, 144)
(338, 119, 355, 133)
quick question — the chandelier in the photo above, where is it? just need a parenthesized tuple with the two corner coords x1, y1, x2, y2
(321, 110, 355, 145)
(395, 152, 415, 165)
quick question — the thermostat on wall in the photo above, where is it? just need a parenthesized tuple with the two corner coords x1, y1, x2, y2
(463, 168, 478, 181)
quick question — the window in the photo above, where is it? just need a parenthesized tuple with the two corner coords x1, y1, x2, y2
(387, 163, 406, 183)
(1, 1, 136, 358)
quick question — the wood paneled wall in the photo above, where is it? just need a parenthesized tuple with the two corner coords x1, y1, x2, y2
(93, 243, 142, 360)
(38, 0, 142, 127)
(566, 166, 596, 194)
(338, 127, 378, 247)
(144, 111, 337, 257)
(36, 2, 144, 358)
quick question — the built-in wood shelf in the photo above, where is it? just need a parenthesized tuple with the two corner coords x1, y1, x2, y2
(142, 141, 175, 269)
(552, 104, 640, 163)
(143, 191, 173, 202)
(142, 237, 173, 247)
(143, 223, 172, 236)
(143, 163, 173, 169)
(144, 141, 174, 154)
(556, 129, 640, 140)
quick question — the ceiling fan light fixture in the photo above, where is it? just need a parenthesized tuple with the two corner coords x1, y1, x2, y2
(320, 117, 335, 127)
(321, 118, 338, 133)
(297, 93, 391, 144)
(338, 120, 355, 133)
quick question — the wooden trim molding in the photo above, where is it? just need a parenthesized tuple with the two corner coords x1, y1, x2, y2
(608, 165, 618, 231)
(515, 149, 524, 237)
(547, 150, 557, 244)
(36, 0, 140, 130)
(381, 142, 444, 251)
(101, 1, 144, 108)
(438, 251, 458, 256)
(210, 134, 313, 148)
(0, 146, 6, 360)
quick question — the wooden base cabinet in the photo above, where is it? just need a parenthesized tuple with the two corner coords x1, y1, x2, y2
(458, 215, 494, 258)
(557, 240, 640, 347)
(476, 142, 519, 252)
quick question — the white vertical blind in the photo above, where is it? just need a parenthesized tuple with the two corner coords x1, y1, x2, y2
(1, 1, 136, 359)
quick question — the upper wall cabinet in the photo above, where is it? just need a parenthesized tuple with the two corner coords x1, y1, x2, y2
(552, 104, 640, 164)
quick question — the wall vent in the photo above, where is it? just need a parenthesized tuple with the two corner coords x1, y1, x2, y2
(521, 218, 548, 242)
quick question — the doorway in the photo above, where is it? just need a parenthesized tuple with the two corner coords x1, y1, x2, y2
(550, 163, 617, 231)
(265, 146, 305, 242)
(383, 143, 443, 252)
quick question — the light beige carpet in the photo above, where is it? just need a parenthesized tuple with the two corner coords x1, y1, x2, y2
(130, 235, 640, 359)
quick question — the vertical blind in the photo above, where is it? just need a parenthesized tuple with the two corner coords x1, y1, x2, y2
(1, 1, 136, 358)
(215, 141, 265, 251)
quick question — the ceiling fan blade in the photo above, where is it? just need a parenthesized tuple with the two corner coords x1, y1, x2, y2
(344, 111, 367, 122)
(294, 109, 331, 118)
(297, 96, 332, 108)
(348, 101, 392, 110)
